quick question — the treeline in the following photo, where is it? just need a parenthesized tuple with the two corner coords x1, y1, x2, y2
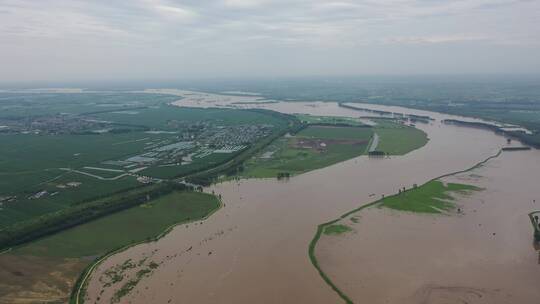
(0, 182, 192, 251)
(308, 122, 372, 128)
(338, 103, 392, 116)
(443, 119, 540, 148)
(506, 131, 540, 148)
(77, 106, 149, 116)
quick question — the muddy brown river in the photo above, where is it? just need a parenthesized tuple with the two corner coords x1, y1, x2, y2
(84, 93, 537, 304)
(317, 149, 540, 304)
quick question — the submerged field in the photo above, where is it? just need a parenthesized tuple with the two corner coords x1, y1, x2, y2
(0, 191, 219, 304)
(379, 180, 481, 214)
(314, 150, 540, 304)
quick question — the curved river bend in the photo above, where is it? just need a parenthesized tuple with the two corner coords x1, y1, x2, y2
(84, 97, 520, 304)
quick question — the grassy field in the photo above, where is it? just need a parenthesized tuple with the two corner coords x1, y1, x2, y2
(323, 224, 353, 235)
(298, 125, 373, 140)
(0, 132, 171, 194)
(0, 191, 219, 303)
(237, 119, 428, 179)
(0, 173, 140, 228)
(238, 125, 373, 178)
(379, 180, 480, 213)
(295, 114, 366, 126)
(140, 152, 235, 179)
(372, 119, 429, 155)
(14, 191, 219, 257)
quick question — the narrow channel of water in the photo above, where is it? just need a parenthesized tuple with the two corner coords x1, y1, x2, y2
(85, 97, 511, 304)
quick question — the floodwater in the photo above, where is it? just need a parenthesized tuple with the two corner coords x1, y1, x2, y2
(84, 93, 522, 304)
(317, 149, 540, 303)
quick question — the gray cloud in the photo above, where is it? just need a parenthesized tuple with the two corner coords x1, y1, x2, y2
(0, 0, 539, 83)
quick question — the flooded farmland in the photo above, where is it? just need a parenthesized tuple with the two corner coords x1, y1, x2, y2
(317, 149, 540, 304)
(83, 94, 537, 304)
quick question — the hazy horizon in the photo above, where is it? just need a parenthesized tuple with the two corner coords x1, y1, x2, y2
(1, 0, 540, 83)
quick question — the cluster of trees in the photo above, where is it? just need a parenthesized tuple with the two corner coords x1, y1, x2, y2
(368, 151, 385, 157)
(534, 215, 540, 242)
(444, 119, 540, 148)
(276, 172, 291, 180)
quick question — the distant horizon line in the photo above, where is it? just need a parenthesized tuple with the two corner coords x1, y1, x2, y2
(2, 73, 540, 89)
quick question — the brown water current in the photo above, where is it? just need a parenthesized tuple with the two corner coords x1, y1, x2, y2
(84, 95, 520, 304)
(317, 149, 540, 304)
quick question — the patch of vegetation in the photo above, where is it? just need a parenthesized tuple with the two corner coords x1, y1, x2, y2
(298, 125, 372, 140)
(295, 114, 366, 126)
(0, 173, 140, 228)
(13, 191, 219, 257)
(140, 152, 236, 179)
(323, 224, 353, 235)
(379, 180, 481, 213)
(0, 94, 294, 235)
(238, 125, 373, 178)
(372, 118, 429, 155)
(0, 191, 219, 304)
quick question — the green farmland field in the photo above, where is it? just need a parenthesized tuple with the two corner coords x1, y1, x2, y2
(0, 99, 291, 229)
(0, 191, 219, 303)
(372, 119, 429, 155)
(237, 118, 428, 179)
(238, 125, 373, 178)
(14, 191, 219, 257)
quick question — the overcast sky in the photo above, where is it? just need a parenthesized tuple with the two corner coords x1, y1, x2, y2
(1, 0, 539, 83)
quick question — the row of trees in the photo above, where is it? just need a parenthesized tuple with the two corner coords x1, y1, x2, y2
(0, 182, 192, 251)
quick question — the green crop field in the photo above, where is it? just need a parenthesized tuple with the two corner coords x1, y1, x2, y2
(0, 93, 291, 229)
(372, 119, 429, 155)
(236, 119, 428, 179)
(238, 125, 373, 178)
(298, 125, 373, 140)
(140, 152, 235, 179)
(0, 191, 219, 303)
(379, 180, 481, 213)
(13, 191, 219, 257)
(0, 173, 140, 228)
(0, 133, 170, 183)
